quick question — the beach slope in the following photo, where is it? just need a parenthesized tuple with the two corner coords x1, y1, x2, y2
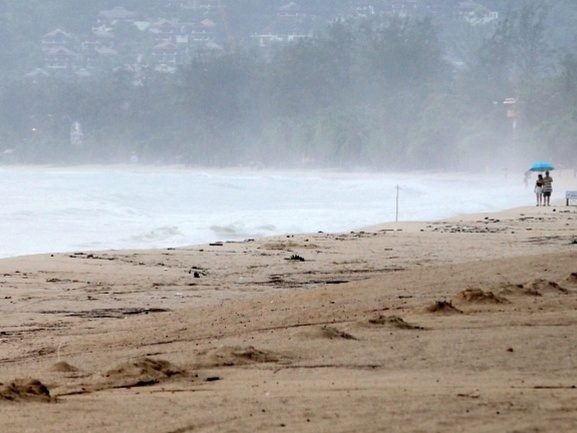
(0, 205, 576, 432)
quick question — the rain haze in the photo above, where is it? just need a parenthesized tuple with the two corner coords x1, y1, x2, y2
(1, 1, 576, 256)
(2, 2, 577, 432)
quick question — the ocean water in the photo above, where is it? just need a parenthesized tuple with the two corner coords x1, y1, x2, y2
(0, 166, 530, 258)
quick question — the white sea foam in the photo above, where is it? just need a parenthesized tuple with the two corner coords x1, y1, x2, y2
(127, 226, 184, 242)
(0, 166, 536, 258)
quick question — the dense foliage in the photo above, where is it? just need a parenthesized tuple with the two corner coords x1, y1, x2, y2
(0, 0, 576, 170)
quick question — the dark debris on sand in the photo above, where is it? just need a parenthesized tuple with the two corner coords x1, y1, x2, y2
(426, 300, 463, 314)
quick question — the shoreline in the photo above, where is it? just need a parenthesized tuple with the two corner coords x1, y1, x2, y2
(3, 167, 576, 260)
(2, 197, 572, 261)
(0, 204, 576, 432)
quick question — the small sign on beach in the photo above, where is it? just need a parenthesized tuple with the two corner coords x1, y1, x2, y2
(566, 191, 577, 205)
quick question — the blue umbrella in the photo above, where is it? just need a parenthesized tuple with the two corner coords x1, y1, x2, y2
(529, 161, 554, 172)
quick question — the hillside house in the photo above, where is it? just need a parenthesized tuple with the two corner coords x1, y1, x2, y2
(382, 0, 453, 18)
(251, 24, 310, 48)
(353, 5, 376, 18)
(149, 19, 187, 39)
(44, 46, 78, 70)
(458, 1, 499, 25)
(189, 24, 214, 43)
(80, 28, 120, 70)
(42, 29, 76, 50)
(189, 17, 226, 52)
(98, 7, 141, 26)
(200, 17, 217, 29)
(149, 19, 181, 42)
(252, 3, 315, 58)
(278, 2, 308, 18)
(152, 41, 180, 69)
(90, 27, 116, 47)
(82, 33, 112, 55)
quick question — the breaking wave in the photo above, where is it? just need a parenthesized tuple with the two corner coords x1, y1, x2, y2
(0, 167, 532, 258)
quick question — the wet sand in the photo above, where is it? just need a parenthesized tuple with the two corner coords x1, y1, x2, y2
(1, 203, 576, 432)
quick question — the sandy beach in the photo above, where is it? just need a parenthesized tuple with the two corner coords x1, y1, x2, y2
(1, 202, 576, 432)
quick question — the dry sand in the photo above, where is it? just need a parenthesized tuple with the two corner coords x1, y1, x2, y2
(0, 203, 576, 432)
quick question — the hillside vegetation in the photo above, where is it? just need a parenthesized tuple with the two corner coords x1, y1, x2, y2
(0, 0, 576, 169)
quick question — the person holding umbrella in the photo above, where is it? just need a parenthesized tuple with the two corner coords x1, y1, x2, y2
(529, 161, 554, 206)
(542, 170, 553, 206)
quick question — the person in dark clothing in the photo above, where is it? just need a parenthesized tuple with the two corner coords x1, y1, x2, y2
(542, 171, 553, 206)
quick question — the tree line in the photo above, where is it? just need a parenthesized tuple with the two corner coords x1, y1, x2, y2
(0, 0, 576, 170)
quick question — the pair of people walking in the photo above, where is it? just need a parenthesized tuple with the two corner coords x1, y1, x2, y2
(534, 171, 553, 206)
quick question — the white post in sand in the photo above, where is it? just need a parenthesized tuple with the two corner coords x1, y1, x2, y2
(396, 184, 400, 223)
